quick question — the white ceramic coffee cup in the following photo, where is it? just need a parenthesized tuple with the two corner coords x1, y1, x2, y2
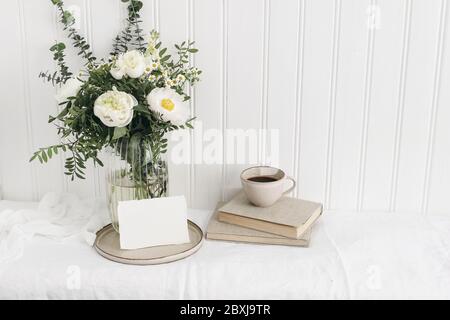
(240, 166, 296, 207)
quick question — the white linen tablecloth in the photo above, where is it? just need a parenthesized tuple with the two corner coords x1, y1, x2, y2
(1, 199, 450, 299)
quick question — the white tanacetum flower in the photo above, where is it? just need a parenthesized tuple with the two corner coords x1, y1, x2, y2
(110, 50, 146, 80)
(147, 88, 190, 126)
(144, 56, 160, 74)
(162, 70, 170, 80)
(165, 79, 176, 87)
(94, 87, 137, 127)
(151, 60, 160, 69)
(176, 74, 186, 83)
(55, 78, 83, 103)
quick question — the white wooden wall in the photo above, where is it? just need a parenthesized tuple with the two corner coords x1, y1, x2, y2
(0, 0, 449, 215)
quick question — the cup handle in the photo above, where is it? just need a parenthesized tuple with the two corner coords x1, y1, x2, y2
(282, 176, 296, 195)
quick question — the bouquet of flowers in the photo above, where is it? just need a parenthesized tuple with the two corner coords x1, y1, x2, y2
(31, 0, 201, 230)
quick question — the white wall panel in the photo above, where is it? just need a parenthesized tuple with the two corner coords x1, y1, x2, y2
(1, 0, 449, 215)
(158, 0, 191, 204)
(329, 0, 370, 211)
(362, 0, 406, 212)
(192, 0, 223, 208)
(22, 0, 66, 199)
(424, 0, 449, 215)
(140, 0, 157, 32)
(223, 0, 264, 200)
(89, 0, 123, 199)
(265, 0, 301, 186)
(0, 1, 35, 200)
(297, 0, 336, 206)
(394, 0, 442, 213)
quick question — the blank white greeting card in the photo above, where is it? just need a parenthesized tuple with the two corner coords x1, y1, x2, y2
(118, 196, 190, 250)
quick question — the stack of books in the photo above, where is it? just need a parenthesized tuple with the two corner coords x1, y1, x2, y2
(206, 192, 322, 247)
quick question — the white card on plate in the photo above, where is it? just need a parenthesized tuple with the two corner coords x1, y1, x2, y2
(118, 196, 190, 250)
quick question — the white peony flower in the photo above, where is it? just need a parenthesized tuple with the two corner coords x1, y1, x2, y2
(110, 59, 125, 80)
(55, 78, 82, 103)
(110, 50, 146, 80)
(94, 87, 137, 127)
(147, 88, 190, 126)
(162, 70, 170, 80)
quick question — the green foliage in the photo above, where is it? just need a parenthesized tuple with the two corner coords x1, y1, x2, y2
(32, 0, 201, 183)
(53, 0, 97, 68)
(112, 0, 146, 55)
(39, 42, 73, 86)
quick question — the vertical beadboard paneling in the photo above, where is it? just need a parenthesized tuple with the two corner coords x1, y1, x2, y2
(265, 0, 300, 179)
(394, 0, 441, 213)
(362, 0, 406, 211)
(220, 0, 229, 202)
(23, 0, 65, 200)
(298, 0, 336, 204)
(89, 0, 123, 199)
(187, 0, 196, 207)
(389, 0, 412, 212)
(18, 0, 39, 200)
(421, 0, 448, 214)
(158, 0, 188, 68)
(140, 0, 156, 32)
(152, 0, 160, 30)
(356, 0, 377, 211)
(158, 0, 191, 203)
(223, 0, 264, 200)
(293, 0, 306, 198)
(424, 0, 449, 215)
(1, 0, 450, 215)
(329, 0, 371, 211)
(323, 0, 341, 209)
(192, 0, 223, 209)
(90, 0, 121, 58)
(259, 0, 270, 166)
(0, 1, 35, 200)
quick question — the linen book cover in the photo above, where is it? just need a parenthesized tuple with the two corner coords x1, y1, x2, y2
(218, 192, 322, 239)
(207, 203, 311, 247)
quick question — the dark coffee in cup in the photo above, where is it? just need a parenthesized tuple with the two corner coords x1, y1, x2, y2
(247, 176, 278, 183)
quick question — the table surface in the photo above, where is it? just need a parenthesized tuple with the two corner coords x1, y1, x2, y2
(1, 200, 450, 299)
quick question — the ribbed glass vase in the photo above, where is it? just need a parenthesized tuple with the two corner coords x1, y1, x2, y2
(106, 137, 168, 233)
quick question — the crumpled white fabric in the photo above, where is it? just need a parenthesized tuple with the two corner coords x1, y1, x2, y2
(0, 192, 110, 265)
(1, 203, 450, 299)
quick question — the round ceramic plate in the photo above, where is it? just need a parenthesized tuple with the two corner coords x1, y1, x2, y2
(94, 220, 204, 265)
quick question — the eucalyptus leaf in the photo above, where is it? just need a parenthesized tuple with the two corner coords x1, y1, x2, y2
(112, 127, 129, 140)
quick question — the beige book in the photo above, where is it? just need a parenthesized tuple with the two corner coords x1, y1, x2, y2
(207, 203, 311, 247)
(218, 192, 322, 239)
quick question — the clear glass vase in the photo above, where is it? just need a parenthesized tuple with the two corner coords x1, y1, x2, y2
(106, 137, 168, 233)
